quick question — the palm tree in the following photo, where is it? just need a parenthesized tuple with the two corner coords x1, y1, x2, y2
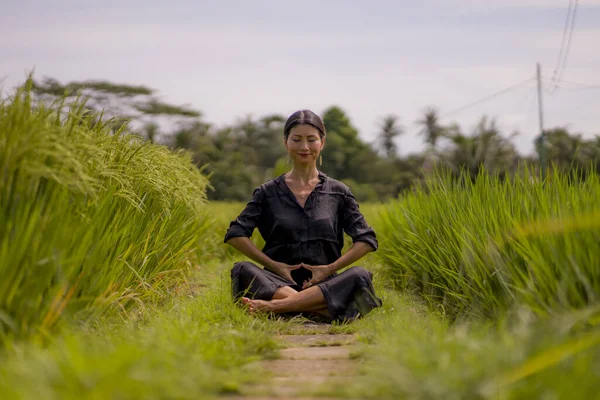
(441, 116, 518, 181)
(377, 115, 404, 158)
(416, 107, 445, 152)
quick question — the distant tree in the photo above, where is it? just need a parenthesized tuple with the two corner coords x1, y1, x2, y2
(170, 120, 212, 154)
(580, 135, 600, 173)
(25, 73, 590, 201)
(144, 122, 159, 143)
(26, 76, 201, 138)
(417, 107, 445, 151)
(441, 116, 519, 181)
(377, 115, 404, 158)
(534, 128, 600, 179)
(322, 106, 374, 181)
(535, 128, 582, 170)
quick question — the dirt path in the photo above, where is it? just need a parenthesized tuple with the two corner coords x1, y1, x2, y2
(227, 325, 363, 399)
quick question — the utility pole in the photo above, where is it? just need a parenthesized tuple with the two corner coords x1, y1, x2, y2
(537, 62, 546, 180)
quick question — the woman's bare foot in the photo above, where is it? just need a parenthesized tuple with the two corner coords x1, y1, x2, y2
(241, 297, 277, 314)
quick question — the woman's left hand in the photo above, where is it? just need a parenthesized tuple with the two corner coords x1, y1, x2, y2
(301, 264, 335, 289)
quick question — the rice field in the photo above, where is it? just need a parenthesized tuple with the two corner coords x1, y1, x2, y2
(376, 169, 600, 319)
(1, 87, 600, 399)
(1, 87, 212, 340)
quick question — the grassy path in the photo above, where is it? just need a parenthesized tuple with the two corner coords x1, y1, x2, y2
(215, 258, 418, 400)
(234, 329, 360, 399)
(2, 259, 599, 399)
(221, 257, 600, 400)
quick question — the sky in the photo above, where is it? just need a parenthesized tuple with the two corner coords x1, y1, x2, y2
(2, 0, 600, 155)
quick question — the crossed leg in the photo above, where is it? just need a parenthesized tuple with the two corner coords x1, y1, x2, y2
(243, 285, 329, 316)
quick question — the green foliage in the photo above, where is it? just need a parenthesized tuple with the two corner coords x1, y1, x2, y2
(376, 167, 600, 319)
(417, 106, 445, 149)
(19, 75, 600, 203)
(0, 265, 280, 399)
(341, 179, 380, 203)
(334, 288, 600, 400)
(322, 106, 373, 180)
(535, 128, 600, 176)
(31, 78, 155, 97)
(27, 75, 203, 139)
(134, 100, 201, 117)
(272, 156, 288, 178)
(438, 116, 519, 181)
(191, 116, 287, 201)
(376, 114, 404, 158)
(0, 86, 211, 339)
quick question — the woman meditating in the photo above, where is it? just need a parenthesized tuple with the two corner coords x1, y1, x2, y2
(224, 109, 382, 322)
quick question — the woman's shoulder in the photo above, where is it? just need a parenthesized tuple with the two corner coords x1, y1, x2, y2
(320, 173, 351, 196)
(253, 176, 282, 197)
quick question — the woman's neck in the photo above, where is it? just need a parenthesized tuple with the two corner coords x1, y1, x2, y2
(287, 164, 319, 185)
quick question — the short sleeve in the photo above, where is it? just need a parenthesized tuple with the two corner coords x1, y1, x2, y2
(224, 186, 265, 243)
(342, 189, 378, 251)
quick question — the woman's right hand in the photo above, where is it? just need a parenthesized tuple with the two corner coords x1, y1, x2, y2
(269, 261, 301, 283)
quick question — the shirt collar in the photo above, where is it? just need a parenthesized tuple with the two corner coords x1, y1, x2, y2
(275, 170, 327, 183)
(274, 170, 328, 192)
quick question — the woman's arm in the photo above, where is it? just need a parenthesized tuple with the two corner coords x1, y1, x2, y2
(301, 241, 374, 288)
(226, 237, 277, 270)
(328, 241, 374, 272)
(226, 237, 299, 282)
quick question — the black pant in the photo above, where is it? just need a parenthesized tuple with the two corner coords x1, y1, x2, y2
(231, 261, 383, 322)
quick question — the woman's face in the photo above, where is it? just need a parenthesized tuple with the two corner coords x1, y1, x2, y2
(285, 124, 325, 166)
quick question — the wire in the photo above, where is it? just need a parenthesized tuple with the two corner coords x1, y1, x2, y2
(440, 77, 536, 119)
(543, 77, 600, 91)
(554, 1, 578, 90)
(548, 0, 579, 94)
(550, 0, 574, 87)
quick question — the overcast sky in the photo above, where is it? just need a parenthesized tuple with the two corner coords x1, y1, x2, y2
(2, 0, 600, 155)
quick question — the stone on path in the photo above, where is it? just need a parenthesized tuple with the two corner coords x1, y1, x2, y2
(226, 330, 363, 399)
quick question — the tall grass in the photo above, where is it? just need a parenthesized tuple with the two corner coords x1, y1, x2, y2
(376, 167, 600, 318)
(0, 262, 280, 399)
(0, 86, 211, 339)
(336, 288, 600, 400)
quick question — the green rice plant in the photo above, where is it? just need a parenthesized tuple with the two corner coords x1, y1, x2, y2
(0, 261, 280, 399)
(331, 288, 600, 400)
(376, 166, 600, 318)
(0, 85, 211, 339)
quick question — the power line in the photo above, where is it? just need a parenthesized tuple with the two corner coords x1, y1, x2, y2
(440, 77, 536, 119)
(548, 0, 579, 94)
(542, 77, 600, 90)
(549, 0, 574, 87)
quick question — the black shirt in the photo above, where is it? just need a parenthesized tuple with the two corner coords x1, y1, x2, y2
(224, 171, 378, 270)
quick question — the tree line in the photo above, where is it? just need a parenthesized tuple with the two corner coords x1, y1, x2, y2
(25, 76, 600, 202)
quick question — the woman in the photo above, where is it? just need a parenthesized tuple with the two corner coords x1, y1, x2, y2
(224, 109, 382, 322)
